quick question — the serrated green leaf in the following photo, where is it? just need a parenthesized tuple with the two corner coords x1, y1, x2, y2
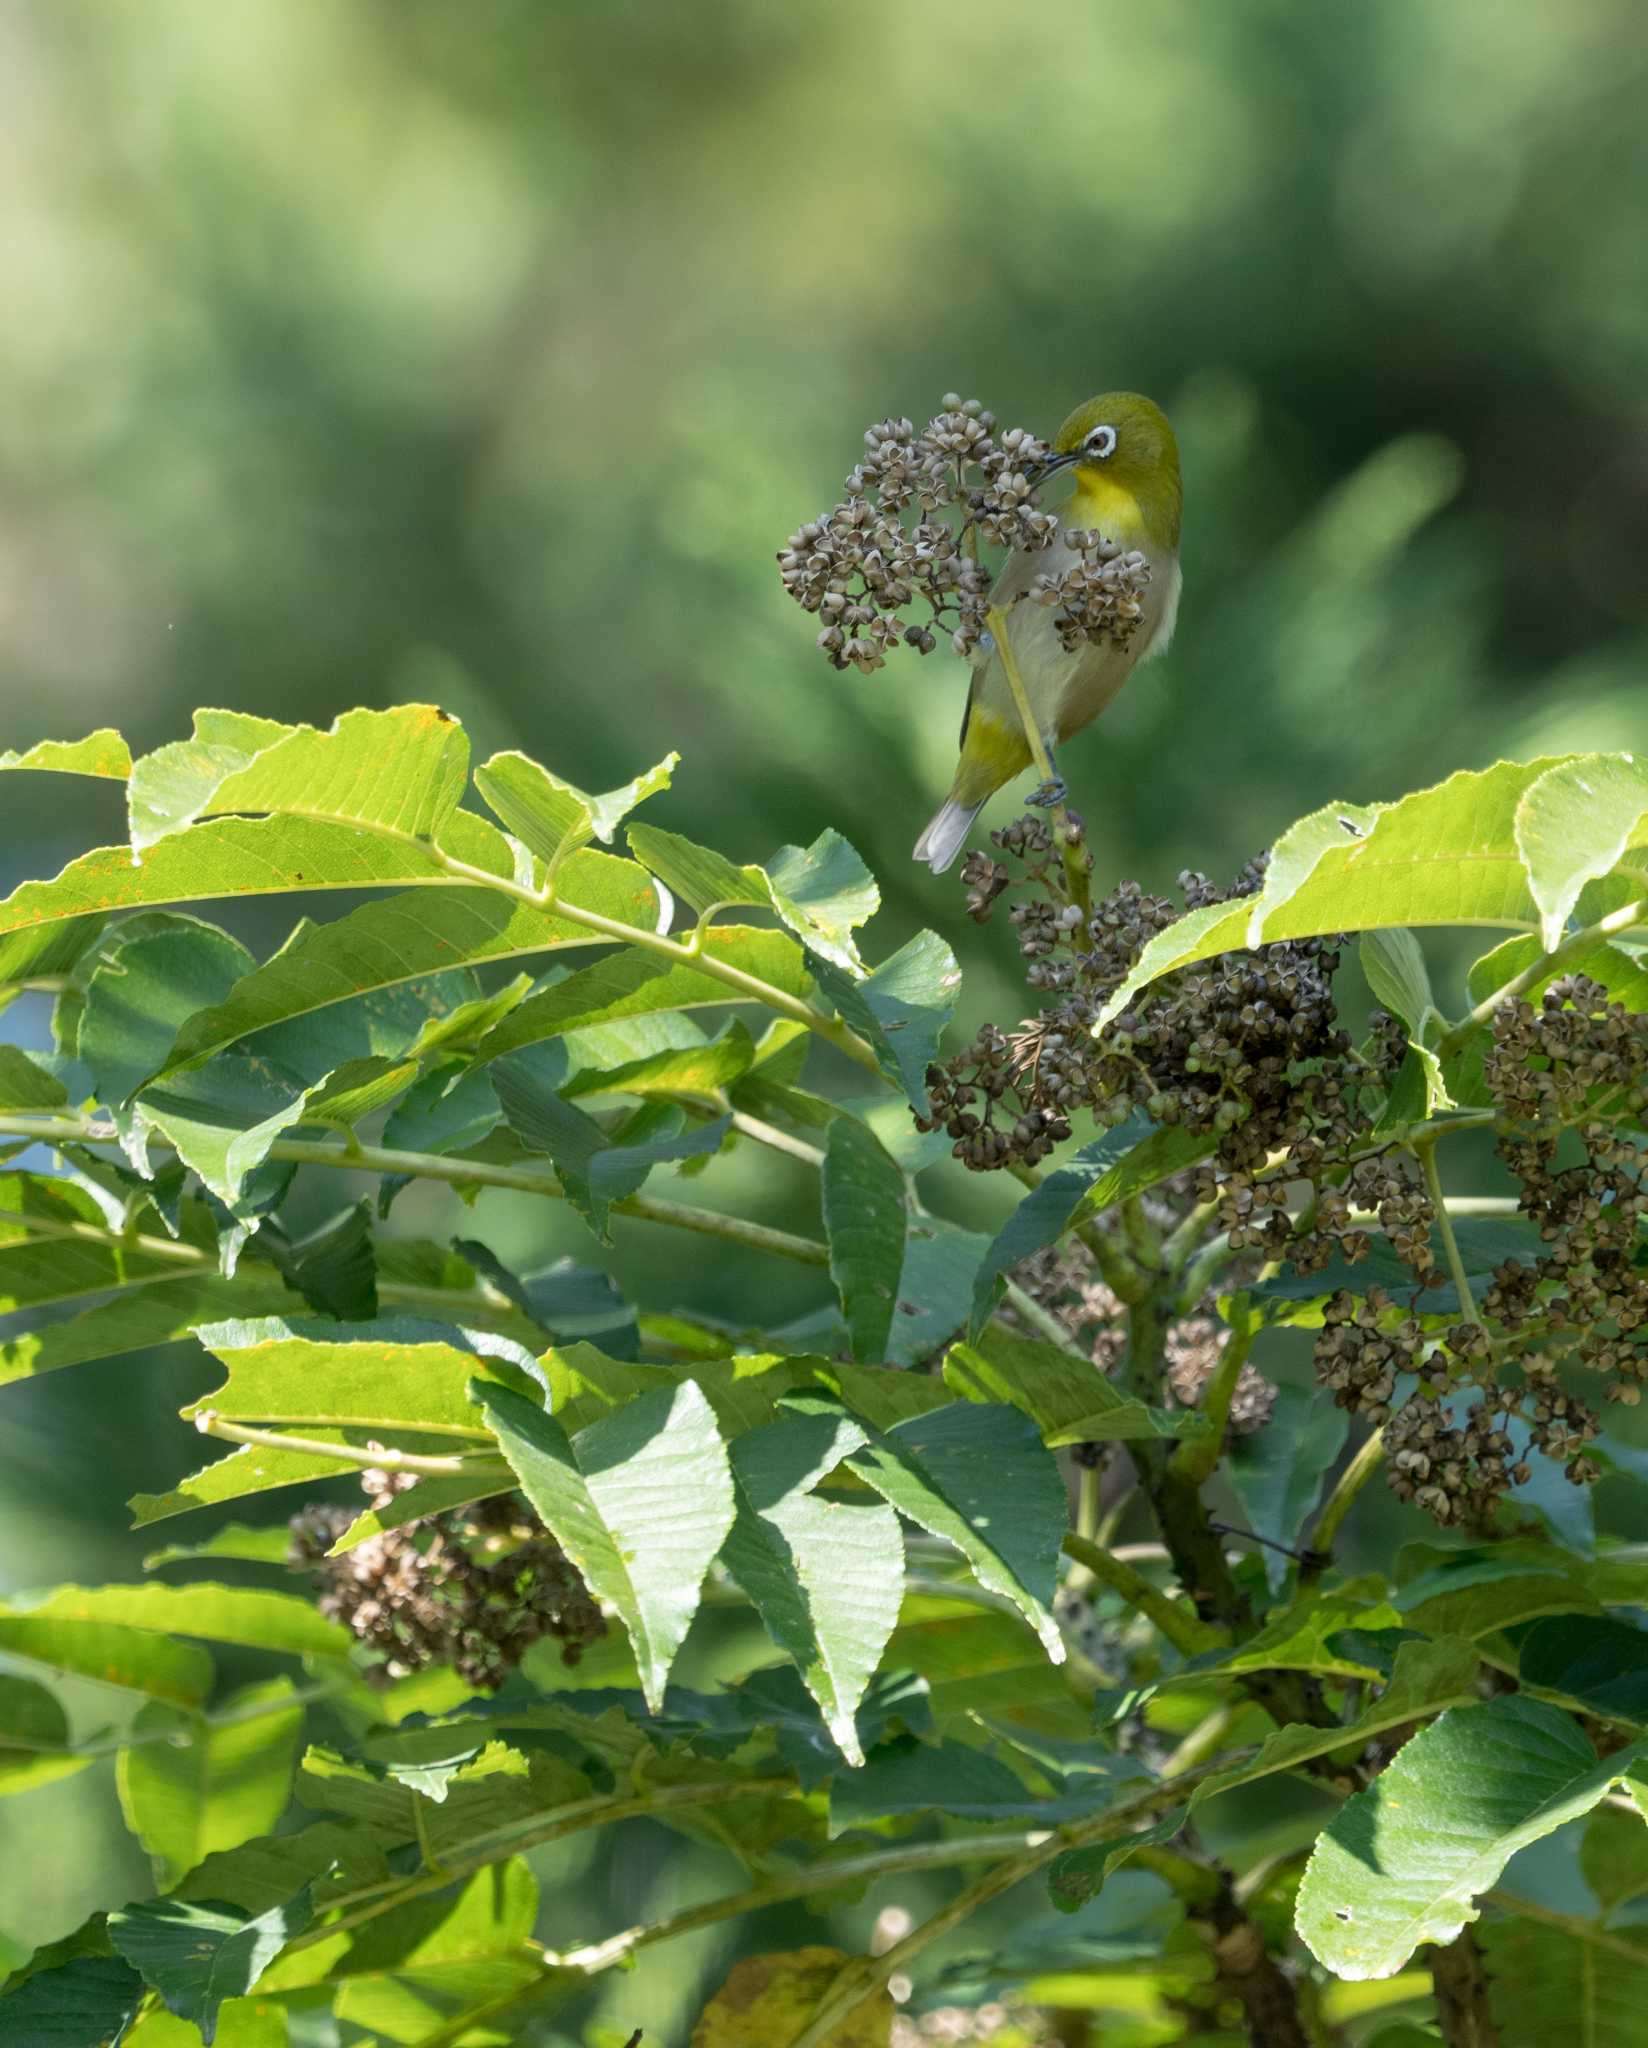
(0, 728, 133, 780)
(0, 1605, 214, 1704)
(793, 1391, 1067, 1660)
(473, 927, 814, 1061)
(1100, 760, 1566, 1026)
(944, 1325, 1186, 1443)
(1582, 1802, 1648, 1917)
(475, 1378, 735, 1711)
(822, 1114, 906, 1363)
(490, 1041, 730, 1238)
(275, 1201, 379, 1320)
(0, 1674, 89, 1799)
(624, 821, 765, 916)
(1519, 1614, 1648, 1722)
(0, 811, 509, 949)
(1192, 1637, 1480, 1807)
(1297, 1696, 1648, 1978)
(142, 1524, 296, 1571)
(830, 1735, 1124, 1831)
(126, 712, 294, 849)
(1359, 927, 1436, 1032)
(117, 1680, 305, 1888)
(765, 830, 879, 973)
(475, 748, 676, 869)
(0, 1952, 143, 2046)
(198, 704, 468, 845)
(720, 1410, 903, 1763)
(559, 1018, 754, 1103)
(0, 1046, 69, 1111)
(807, 930, 961, 1110)
(154, 851, 659, 1079)
(887, 1217, 988, 1369)
(0, 1584, 347, 1661)
(1515, 753, 1648, 949)
(0, 1267, 308, 1387)
(1481, 1914, 1648, 2048)
(109, 1889, 312, 2043)
(1228, 1382, 1348, 1589)
(80, 923, 255, 1114)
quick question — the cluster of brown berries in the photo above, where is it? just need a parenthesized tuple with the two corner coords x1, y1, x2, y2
(924, 832, 1376, 1291)
(289, 1468, 605, 1691)
(777, 397, 1148, 673)
(1481, 976, 1648, 1412)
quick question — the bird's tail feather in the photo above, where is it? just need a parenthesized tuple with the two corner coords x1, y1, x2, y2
(913, 795, 986, 874)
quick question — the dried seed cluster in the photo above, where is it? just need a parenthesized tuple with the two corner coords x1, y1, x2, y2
(778, 398, 1149, 672)
(289, 1468, 605, 1691)
(929, 829, 1648, 1526)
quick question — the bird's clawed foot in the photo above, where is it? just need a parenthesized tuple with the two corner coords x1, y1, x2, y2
(1027, 771, 1068, 809)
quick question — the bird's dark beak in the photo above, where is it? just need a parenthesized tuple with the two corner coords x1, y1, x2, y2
(1033, 449, 1079, 481)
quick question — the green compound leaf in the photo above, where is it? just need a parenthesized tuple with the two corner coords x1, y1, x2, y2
(490, 1041, 730, 1239)
(0, 1951, 144, 2046)
(0, 1674, 89, 1800)
(474, 927, 814, 1065)
(1099, 759, 1566, 1026)
(789, 1390, 1067, 1661)
(154, 850, 661, 1079)
(720, 1409, 904, 1765)
(1481, 1914, 1648, 2048)
(117, 1679, 306, 1888)
(0, 728, 133, 780)
(0, 1603, 214, 1705)
(945, 1325, 1186, 1444)
(1518, 1613, 1648, 1722)
(1581, 1802, 1648, 1918)
(125, 711, 293, 849)
(627, 824, 877, 975)
(0, 1584, 348, 1662)
(1515, 753, 1648, 948)
(1191, 1637, 1481, 1808)
(807, 929, 961, 1111)
(474, 1377, 735, 1711)
(821, 1113, 907, 1363)
(80, 922, 254, 1112)
(1295, 1695, 1648, 1978)
(108, 1889, 313, 2044)
(475, 748, 676, 870)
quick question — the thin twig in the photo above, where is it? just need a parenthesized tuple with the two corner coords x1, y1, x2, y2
(1434, 895, 1648, 1059)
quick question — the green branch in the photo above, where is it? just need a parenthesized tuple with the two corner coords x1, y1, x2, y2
(1061, 1531, 1221, 1655)
(0, 1115, 830, 1268)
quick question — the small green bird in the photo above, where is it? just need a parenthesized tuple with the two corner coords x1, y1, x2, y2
(913, 392, 1182, 872)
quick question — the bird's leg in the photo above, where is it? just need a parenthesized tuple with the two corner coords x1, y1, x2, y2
(1027, 754, 1067, 809)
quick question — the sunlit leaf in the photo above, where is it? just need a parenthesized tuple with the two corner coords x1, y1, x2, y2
(1296, 1696, 1647, 1978)
(475, 1378, 735, 1711)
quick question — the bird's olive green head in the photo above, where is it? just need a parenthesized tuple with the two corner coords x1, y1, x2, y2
(1047, 392, 1181, 549)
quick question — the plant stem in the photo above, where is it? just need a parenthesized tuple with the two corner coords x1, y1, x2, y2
(1434, 895, 1648, 1059)
(1307, 1426, 1386, 1562)
(0, 1115, 831, 1268)
(1061, 1531, 1219, 1655)
(1002, 1277, 1085, 1352)
(1171, 1294, 1255, 1487)
(192, 1411, 510, 1478)
(727, 1110, 825, 1168)
(1414, 1137, 1483, 1325)
(985, 603, 1091, 916)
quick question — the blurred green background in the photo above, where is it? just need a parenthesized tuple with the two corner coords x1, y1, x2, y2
(2, 0, 1646, 2035)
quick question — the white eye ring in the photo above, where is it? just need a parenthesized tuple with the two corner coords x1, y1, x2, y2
(1084, 424, 1118, 459)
